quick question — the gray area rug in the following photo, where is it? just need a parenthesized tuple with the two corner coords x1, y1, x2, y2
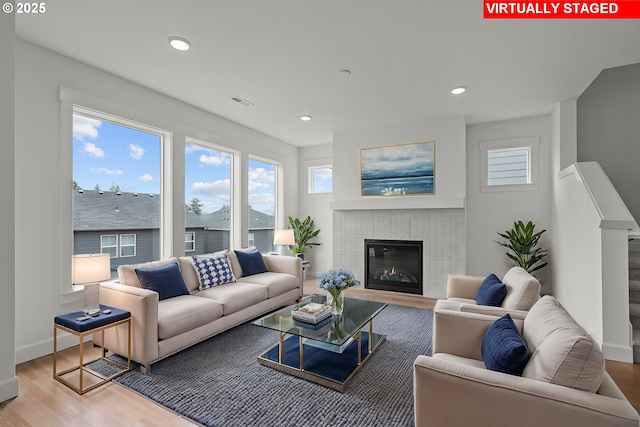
(113, 304, 433, 427)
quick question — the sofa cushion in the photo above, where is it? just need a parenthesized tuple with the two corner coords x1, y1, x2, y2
(196, 281, 268, 315)
(157, 295, 224, 340)
(501, 267, 541, 311)
(237, 272, 299, 298)
(191, 253, 236, 290)
(522, 295, 604, 393)
(135, 263, 190, 301)
(476, 274, 507, 307)
(118, 258, 178, 288)
(234, 249, 268, 276)
(481, 314, 530, 376)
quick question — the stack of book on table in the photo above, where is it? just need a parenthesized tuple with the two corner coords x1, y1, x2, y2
(292, 302, 332, 324)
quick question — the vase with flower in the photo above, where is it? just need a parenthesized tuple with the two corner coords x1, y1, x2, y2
(317, 269, 359, 315)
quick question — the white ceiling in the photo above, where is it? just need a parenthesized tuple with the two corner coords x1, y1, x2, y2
(15, 1, 640, 147)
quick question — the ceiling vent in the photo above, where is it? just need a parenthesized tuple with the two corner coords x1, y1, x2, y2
(230, 96, 254, 107)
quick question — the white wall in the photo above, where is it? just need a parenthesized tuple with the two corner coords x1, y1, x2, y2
(551, 101, 634, 362)
(577, 63, 640, 223)
(466, 116, 552, 293)
(332, 116, 466, 207)
(0, 13, 19, 403)
(298, 144, 333, 277)
(14, 40, 300, 363)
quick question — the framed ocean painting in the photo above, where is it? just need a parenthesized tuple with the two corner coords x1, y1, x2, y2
(360, 141, 435, 197)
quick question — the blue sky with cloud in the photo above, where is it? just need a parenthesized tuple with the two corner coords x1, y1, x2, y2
(73, 114, 276, 215)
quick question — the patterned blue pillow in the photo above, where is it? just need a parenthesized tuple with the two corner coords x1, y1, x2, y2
(191, 254, 236, 290)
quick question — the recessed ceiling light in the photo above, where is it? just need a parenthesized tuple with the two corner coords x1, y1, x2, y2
(451, 86, 467, 95)
(169, 36, 191, 51)
(300, 115, 312, 121)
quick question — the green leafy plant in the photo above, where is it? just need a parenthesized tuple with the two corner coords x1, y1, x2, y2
(288, 216, 321, 256)
(496, 220, 548, 274)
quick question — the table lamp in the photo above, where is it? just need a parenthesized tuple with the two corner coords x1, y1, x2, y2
(72, 253, 111, 316)
(273, 229, 295, 255)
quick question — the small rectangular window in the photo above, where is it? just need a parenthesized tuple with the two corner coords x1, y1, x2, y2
(487, 148, 530, 186)
(185, 232, 195, 252)
(120, 234, 136, 257)
(480, 136, 539, 193)
(308, 166, 332, 194)
(101, 235, 117, 258)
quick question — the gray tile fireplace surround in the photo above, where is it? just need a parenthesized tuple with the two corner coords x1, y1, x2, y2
(332, 208, 465, 298)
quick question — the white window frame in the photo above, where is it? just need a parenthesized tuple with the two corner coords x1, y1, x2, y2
(247, 154, 281, 251)
(185, 231, 195, 252)
(101, 234, 118, 258)
(248, 232, 255, 247)
(480, 136, 540, 193)
(308, 165, 333, 194)
(62, 90, 173, 299)
(119, 233, 136, 257)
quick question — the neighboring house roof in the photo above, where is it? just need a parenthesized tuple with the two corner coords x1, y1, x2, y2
(73, 190, 274, 231)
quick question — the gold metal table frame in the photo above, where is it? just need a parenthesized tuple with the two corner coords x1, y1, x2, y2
(53, 317, 131, 394)
(254, 296, 387, 392)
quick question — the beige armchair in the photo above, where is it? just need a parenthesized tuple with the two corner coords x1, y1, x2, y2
(414, 297, 640, 427)
(434, 266, 540, 317)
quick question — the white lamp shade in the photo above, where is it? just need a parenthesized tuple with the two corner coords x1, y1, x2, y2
(273, 229, 295, 246)
(72, 254, 111, 284)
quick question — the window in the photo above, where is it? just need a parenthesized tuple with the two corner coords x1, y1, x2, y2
(487, 148, 529, 186)
(248, 232, 255, 247)
(309, 166, 333, 194)
(120, 234, 136, 257)
(73, 109, 162, 267)
(480, 136, 539, 192)
(101, 235, 117, 258)
(248, 158, 277, 253)
(185, 232, 195, 252)
(185, 140, 234, 254)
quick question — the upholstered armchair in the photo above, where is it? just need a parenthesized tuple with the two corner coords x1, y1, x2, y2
(414, 296, 640, 427)
(434, 266, 541, 317)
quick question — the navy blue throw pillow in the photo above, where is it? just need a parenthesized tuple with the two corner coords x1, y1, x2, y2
(135, 263, 190, 301)
(476, 274, 507, 306)
(234, 249, 268, 276)
(481, 314, 531, 376)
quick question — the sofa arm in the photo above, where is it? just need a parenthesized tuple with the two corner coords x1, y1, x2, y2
(446, 274, 484, 299)
(98, 282, 159, 368)
(459, 304, 528, 321)
(263, 254, 302, 280)
(414, 356, 639, 427)
(433, 309, 501, 360)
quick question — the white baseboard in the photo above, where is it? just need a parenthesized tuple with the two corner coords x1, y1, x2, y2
(603, 342, 634, 363)
(0, 375, 19, 403)
(16, 331, 91, 365)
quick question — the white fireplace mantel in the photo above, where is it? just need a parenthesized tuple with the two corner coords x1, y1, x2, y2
(330, 197, 465, 211)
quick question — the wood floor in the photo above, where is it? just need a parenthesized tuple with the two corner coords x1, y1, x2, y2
(1, 281, 639, 426)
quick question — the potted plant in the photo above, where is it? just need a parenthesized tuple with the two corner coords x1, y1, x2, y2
(496, 220, 548, 274)
(287, 215, 321, 259)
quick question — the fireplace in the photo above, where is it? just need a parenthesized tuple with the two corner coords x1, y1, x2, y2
(364, 239, 423, 295)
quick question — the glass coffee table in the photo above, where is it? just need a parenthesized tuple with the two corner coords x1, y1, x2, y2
(252, 294, 387, 392)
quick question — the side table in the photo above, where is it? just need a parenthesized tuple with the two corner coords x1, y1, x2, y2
(53, 304, 131, 394)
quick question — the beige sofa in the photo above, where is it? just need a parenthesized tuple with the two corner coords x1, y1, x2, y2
(98, 250, 302, 373)
(434, 267, 541, 316)
(414, 295, 640, 427)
